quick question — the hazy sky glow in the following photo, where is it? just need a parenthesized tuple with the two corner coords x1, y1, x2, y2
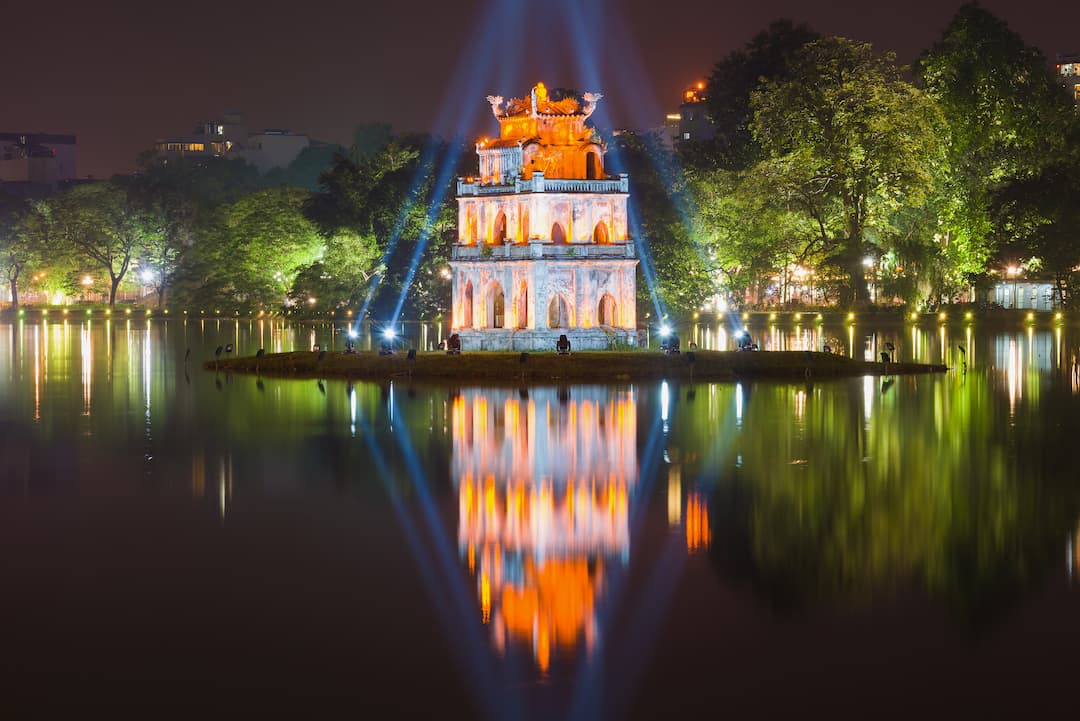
(2, 0, 1070, 178)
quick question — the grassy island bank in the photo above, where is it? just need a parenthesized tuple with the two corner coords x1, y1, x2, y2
(206, 350, 947, 382)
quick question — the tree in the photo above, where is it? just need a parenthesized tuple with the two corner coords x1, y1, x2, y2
(918, 3, 1079, 278)
(49, 183, 163, 306)
(750, 37, 941, 302)
(303, 132, 460, 320)
(604, 131, 716, 318)
(215, 187, 324, 308)
(991, 161, 1080, 307)
(0, 192, 35, 309)
(694, 20, 819, 171)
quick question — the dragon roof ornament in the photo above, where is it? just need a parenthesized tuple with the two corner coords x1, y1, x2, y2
(486, 83, 603, 121)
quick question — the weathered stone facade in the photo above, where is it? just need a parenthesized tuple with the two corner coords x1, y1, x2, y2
(450, 83, 638, 351)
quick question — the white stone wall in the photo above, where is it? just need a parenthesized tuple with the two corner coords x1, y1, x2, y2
(450, 257, 637, 338)
(457, 191, 628, 245)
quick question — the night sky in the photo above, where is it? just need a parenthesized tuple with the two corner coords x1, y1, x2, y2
(3, 0, 1071, 179)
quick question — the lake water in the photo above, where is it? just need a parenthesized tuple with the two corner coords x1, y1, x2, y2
(2, 317, 1079, 719)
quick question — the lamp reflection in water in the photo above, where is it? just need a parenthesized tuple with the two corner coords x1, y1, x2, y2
(454, 387, 636, 673)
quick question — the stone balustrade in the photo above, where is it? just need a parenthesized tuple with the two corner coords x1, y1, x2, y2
(451, 242, 636, 260)
(457, 172, 629, 196)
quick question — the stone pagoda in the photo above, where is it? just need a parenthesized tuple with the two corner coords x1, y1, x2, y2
(449, 82, 638, 351)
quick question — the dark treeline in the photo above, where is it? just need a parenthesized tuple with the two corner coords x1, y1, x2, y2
(2, 3, 1078, 317)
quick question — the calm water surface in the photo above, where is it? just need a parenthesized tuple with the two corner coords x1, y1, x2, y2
(2, 318, 1079, 719)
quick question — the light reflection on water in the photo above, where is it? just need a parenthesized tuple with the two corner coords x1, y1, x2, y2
(2, 319, 1080, 717)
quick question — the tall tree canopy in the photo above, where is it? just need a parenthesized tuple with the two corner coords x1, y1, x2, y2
(695, 19, 819, 171)
(750, 37, 941, 302)
(918, 2, 1079, 282)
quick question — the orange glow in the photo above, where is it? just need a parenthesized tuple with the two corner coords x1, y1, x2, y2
(685, 492, 711, 553)
(455, 388, 637, 671)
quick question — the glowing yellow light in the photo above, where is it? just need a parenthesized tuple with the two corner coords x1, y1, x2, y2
(1027, 312, 1035, 321)
(1055, 312, 1063, 321)
(741, 312, 748, 321)
(847, 312, 855, 321)
(938, 312, 946, 321)
(910, 312, 919, 321)
(794, 313, 801, 320)
(769, 312, 776, 321)
(105, 309, 111, 316)
(125, 308, 132, 315)
(965, 311, 973, 320)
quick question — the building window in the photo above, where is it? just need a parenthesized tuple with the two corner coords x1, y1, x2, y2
(548, 295, 570, 328)
(488, 282, 505, 328)
(598, 293, 617, 326)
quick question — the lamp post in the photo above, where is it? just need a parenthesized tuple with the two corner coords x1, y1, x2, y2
(1007, 265, 1019, 309)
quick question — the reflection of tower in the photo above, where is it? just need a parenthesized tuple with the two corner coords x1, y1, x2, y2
(454, 387, 637, 672)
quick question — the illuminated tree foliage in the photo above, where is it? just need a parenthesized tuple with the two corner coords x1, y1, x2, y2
(749, 37, 941, 303)
(48, 183, 164, 306)
(991, 161, 1080, 307)
(0, 192, 36, 309)
(606, 130, 715, 317)
(303, 132, 459, 320)
(917, 3, 1079, 288)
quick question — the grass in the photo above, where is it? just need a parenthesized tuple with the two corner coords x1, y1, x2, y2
(206, 350, 947, 382)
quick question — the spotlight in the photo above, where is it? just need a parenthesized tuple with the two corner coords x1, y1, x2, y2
(659, 324, 671, 338)
(348, 329, 358, 339)
(382, 327, 397, 341)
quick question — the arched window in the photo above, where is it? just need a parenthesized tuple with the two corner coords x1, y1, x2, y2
(520, 209, 530, 243)
(551, 222, 566, 245)
(487, 282, 505, 328)
(548, 294, 570, 328)
(586, 151, 599, 180)
(592, 221, 610, 244)
(516, 281, 528, 329)
(462, 281, 473, 328)
(493, 211, 507, 245)
(597, 293, 617, 326)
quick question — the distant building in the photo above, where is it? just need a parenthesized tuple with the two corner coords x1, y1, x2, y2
(152, 112, 309, 172)
(242, 129, 310, 174)
(1058, 53, 1080, 109)
(153, 111, 246, 162)
(674, 81, 715, 144)
(0, 132, 77, 197)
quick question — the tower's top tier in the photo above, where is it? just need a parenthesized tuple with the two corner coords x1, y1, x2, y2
(477, 83, 607, 184)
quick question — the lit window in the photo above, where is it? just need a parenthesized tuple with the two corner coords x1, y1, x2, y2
(683, 132, 690, 140)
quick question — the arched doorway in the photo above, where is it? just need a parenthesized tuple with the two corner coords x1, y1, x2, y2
(462, 280, 473, 328)
(586, 151, 599, 180)
(487, 282, 505, 328)
(547, 294, 570, 328)
(551, 222, 566, 245)
(493, 211, 507, 245)
(592, 221, 609, 244)
(597, 293, 617, 326)
(521, 209, 529, 243)
(516, 281, 528, 329)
